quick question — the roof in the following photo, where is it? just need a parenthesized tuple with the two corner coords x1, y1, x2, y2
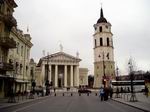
(37, 51, 81, 66)
(97, 8, 107, 24)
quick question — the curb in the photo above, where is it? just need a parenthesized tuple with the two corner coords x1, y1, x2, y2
(111, 98, 150, 112)
(0, 95, 50, 109)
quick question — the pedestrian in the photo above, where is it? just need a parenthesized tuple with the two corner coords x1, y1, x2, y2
(54, 88, 56, 93)
(109, 87, 113, 99)
(145, 86, 149, 98)
(104, 87, 109, 101)
(99, 87, 104, 101)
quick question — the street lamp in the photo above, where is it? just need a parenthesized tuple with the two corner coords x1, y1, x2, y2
(102, 52, 106, 88)
(45, 52, 50, 95)
(116, 66, 119, 98)
(128, 59, 137, 102)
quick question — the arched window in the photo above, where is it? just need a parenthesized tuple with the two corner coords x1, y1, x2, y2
(95, 39, 97, 47)
(100, 38, 103, 46)
(99, 26, 102, 32)
(107, 37, 109, 46)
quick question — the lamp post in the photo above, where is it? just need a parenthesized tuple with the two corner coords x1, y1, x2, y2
(45, 52, 50, 95)
(102, 52, 106, 88)
(116, 66, 119, 98)
(128, 59, 137, 102)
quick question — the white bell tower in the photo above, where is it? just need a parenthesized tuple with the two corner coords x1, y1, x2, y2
(93, 7, 115, 88)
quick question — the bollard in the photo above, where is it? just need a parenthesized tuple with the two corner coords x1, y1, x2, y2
(87, 93, 89, 96)
(71, 93, 73, 96)
(63, 93, 64, 96)
(79, 93, 81, 96)
(54, 93, 56, 96)
(95, 93, 97, 96)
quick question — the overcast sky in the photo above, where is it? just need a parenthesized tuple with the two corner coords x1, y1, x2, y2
(14, 0, 150, 75)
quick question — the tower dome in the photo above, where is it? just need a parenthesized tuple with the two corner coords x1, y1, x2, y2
(97, 8, 107, 23)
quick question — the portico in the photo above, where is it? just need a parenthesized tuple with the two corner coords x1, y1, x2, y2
(38, 52, 81, 88)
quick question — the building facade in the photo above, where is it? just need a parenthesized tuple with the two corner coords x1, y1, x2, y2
(79, 68, 88, 86)
(0, 0, 17, 98)
(36, 51, 81, 88)
(93, 7, 115, 88)
(9, 28, 33, 93)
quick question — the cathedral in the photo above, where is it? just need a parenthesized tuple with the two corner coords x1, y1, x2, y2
(93, 7, 115, 88)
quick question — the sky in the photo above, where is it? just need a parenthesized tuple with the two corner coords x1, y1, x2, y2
(14, 0, 150, 75)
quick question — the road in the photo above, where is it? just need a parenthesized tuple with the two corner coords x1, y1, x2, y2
(0, 93, 145, 112)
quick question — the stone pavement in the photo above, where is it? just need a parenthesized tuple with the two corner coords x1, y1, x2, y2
(0, 94, 46, 109)
(0, 91, 150, 112)
(112, 93, 150, 112)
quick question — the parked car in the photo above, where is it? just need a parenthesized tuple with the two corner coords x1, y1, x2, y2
(78, 88, 91, 93)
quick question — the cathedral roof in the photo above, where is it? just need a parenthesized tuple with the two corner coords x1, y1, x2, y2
(97, 8, 107, 24)
(37, 52, 81, 67)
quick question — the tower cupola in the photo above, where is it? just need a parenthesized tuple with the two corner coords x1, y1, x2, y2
(97, 8, 107, 23)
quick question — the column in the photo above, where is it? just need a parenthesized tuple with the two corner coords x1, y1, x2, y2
(64, 65, 67, 87)
(55, 65, 58, 87)
(41, 64, 45, 86)
(74, 66, 77, 86)
(49, 65, 52, 82)
(76, 65, 79, 87)
(70, 65, 73, 87)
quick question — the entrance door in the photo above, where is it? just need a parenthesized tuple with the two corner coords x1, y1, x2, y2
(58, 78, 61, 88)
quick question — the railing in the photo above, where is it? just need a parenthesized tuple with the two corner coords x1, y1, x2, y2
(3, 14, 17, 27)
(0, 62, 14, 71)
(0, 37, 16, 48)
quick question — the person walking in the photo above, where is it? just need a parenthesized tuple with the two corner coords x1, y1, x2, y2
(99, 87, 104, 101)
(109, 87, 113, 99)
(145, 86, 149, 98)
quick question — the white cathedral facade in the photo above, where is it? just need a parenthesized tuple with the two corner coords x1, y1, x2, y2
(36, 51, 81, 88)
(93, 7, 115, 88)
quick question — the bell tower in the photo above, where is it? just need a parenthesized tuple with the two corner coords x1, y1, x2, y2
(93, 7, 115, 88)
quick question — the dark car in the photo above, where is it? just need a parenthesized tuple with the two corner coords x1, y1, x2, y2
(78, 88, 92, 93)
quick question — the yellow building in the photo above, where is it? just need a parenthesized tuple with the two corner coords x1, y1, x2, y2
(8, 28, 33, 93)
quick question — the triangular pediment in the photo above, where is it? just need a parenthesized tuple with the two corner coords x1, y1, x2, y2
(43, 52, 81, 62)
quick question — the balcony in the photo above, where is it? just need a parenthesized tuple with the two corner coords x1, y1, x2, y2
(0, 62, 14, 71)
(0, 37, 16, 48)
(4, 14, 17, 28)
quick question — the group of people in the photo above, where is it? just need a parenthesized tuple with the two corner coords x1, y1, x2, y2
(99, 86, 113, 101)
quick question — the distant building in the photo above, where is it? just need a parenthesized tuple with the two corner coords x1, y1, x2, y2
(93, 7, 115, 88)
(36, 51, 81, 88)
(79, 68, 88, 86)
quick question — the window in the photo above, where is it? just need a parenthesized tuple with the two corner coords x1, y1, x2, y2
(16, 43, 19, 54)
(105, 25, 108, 29)
(0, 22, 2, 33)
(107, 38, 109, 46)
(99, 26, 102, 32)
(7, 8, 10, 15)
(100, 38, 103, 46)
(0, 4, 1, 9)
(95, 39, 96, 47)
(21, 46, 23, 56)
(26, 49, 29, 59)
